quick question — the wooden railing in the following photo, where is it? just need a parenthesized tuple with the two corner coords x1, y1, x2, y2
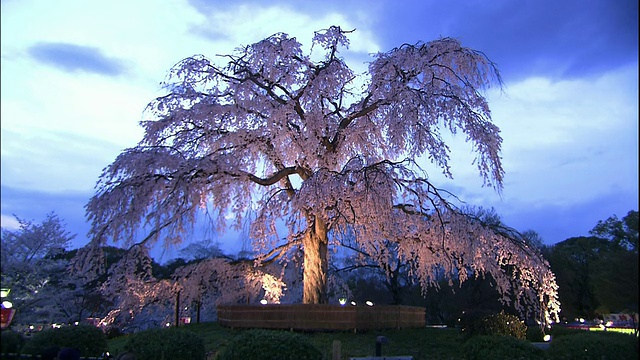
(217, 304, 425, 331)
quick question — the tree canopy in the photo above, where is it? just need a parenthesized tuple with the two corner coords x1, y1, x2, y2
(86, 26, 559, 324)
(589, 210, 638, 252)
(546, 210, 638, 320)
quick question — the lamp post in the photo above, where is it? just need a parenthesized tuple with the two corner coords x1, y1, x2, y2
(1, 288, 16, 329)
(175, 291, 180, 327)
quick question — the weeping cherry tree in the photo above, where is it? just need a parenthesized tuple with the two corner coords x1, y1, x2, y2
(86, 26, 560, 324)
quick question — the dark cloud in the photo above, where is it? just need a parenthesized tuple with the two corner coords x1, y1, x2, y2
(499, 191, 639, 246)
(28, 42, 125, 76)
(435, 180, 638, 246)
(375, 0, 638, 80)
(1, 185, 92, 249)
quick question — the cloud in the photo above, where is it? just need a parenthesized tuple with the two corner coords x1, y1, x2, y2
(0, 215, 20, 230)
(420, 63, 638, 235)
(498, 190, 638, 245)
(187, 0, 638, 80)
(27, 42, 125, 76)
(186, 1, 382, 59)
(0, 128, 128, 193)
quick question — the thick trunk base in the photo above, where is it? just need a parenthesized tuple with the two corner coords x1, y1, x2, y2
(302, 218, 329, 304)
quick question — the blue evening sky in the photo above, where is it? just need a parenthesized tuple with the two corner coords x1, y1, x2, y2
(1, 0, 637, 261)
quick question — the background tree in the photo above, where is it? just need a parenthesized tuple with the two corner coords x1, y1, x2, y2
(1, 212, 75, 267)
(590, 210, 638, 251)
(0, 212, 76, 325)
(333, 230, 416, 305)
(545, 236, 607, 320)
(546, 210, 638, 321)
(86, 26, 559, 323)
(588, 210, 638, 316)
(521, 230, 544, 250)
(178, 239, 225, 261)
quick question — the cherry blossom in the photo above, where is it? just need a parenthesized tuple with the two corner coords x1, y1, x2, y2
(86, 26, 560, 325)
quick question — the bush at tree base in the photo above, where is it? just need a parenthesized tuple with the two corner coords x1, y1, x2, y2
(463, 335, 546, 360)
(460, 310, 528, 339)
(20, 324, 107, 357)
(1, 330, 26, 354)
(547, 325, 583, 339)
(547, 331, 638, 360)
(526, 325, 546, 342)
(218, 329, 323, 360)
(122, 327, 205, 360)
(105, 326, 124, 339)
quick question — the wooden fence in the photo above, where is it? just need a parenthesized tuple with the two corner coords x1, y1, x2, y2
(217, 304, 425, 331)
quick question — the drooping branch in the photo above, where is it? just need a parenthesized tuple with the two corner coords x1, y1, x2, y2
(244, 165, 311, 185)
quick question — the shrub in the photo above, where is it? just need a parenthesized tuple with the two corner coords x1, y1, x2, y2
(218, 329, 323, 360)
(526, 325, 546, 342)
(547, 325, 583, 339)
(20, 324, 107, 357)
(1, 330, 26, 354)
(547, 331, 637, 360)
(458, 309, 494, 338)
(122, 327, 205, 360)
(463, 335, 546, 360)
(105, 326, 124, 339)
(461, 310, 527, 339)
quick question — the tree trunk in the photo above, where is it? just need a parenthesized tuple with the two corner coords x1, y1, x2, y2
(302, 217, 329, 304)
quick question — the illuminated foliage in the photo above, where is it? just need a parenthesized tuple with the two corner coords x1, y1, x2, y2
(68, 244, 287, 330)
(86, 26, 559, 324)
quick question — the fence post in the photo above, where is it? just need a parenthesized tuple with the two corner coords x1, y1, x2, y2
(332, 340, 341, 360)
(376, 336, 388, 356)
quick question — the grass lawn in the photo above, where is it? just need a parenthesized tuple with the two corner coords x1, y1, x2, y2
(108, 322, 465, 360)
(306, 327, 464, 360)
